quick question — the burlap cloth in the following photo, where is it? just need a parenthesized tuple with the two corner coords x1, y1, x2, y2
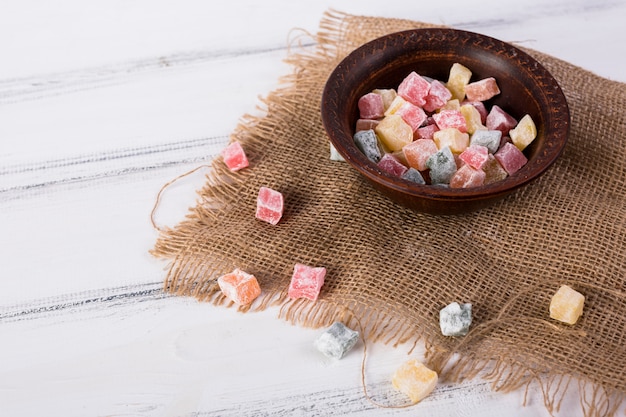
(152, 11, 626, 416)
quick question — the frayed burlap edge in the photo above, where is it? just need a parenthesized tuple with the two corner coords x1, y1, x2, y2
(151, 9, 625, 417)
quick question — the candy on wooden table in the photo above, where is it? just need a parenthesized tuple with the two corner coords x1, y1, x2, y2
(402, 167, 426, 184)
(403, 139, 438, 171)
(550, 285, 585, 325)
(222, 141, 249, 172)
(329, 142, 345, 162)
(354, 129, 382, 163)
(355, 118, 380, 132)
(463, 100, 488, 123)
(217, 268, 261, 305)
(495, 142, 528, 175)
(426, 146, 457, 185)
(509, 114, 537, 151)
(483, 154, 509, 184)
(256, 186, 284, 225)
(396, 101, 428, 132)
(433, 110, 467, 133)
(378, 153, 408, 177)
(459, 144, 489, 170)
(439, 302, 473, 336)
(384, 95, 407, 116)
(288, 263, 326, 302)
(446, 62, 472, 101)
(398, 71, 431, 107)
(358, 92, 385, 120)
(314, 322, 359, 360)
(470, 129, 502, 154)
(486, 105, 518, 135)
(423, 79, 453, 112)
(460, 103, 486, 134)
(450, 164, 486, 188)
(391, 359, 438, 404)
(375, 114, 413, 151)
(373, 88, 397, 111)
(433, 128, 470, 154)
(464, 77, 500, 102)
(416, 123, 439, 140)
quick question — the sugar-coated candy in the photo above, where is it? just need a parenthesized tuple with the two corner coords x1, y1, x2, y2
(416, 122, 439, 140)
(256, 186, 284, 225)
(423, 80, 452, 112)
(396, 101, 427, 132)
(550, 285, 585, 325)
(470, 129, 502, 154)
(441, 99, 461, 111)
(217, 269, 261, 305)
(358, 92, 385, 120)
(222, 141, 249, 172)
(373, 88, 397, 111)
(392, 359, 438, 404)
(460, 104, 486, 134)
(378, 153, 408, 177)
(483, 154, 509, 184)
(439, 302, 472, 336)
(403, 139, 438, 171)
(486, 105, 518, 135)
(509, 114, 537, 151)
(464, 100, 488, 123)
(433, 110, 467, 133)
(426, 146, 457, 185)
(355, 118, 380, 132)
(459, 145, 489, 170)
(446, 62, 472, 101)
(354, 129, 382, 163)
(375, 114, 413, 151)
(495, 142, 528, 175)
(398, 71, 431, 107)
(314, 322, 360, 360)
(433, 128, 469, 154)
(384, 95, 407, 116)
(329, 142, 345, 162)
(288, 263, 326, 302)
(402, 167, 426, 184)
(464, 77, 500, 102)
(450, 164, 486, 188)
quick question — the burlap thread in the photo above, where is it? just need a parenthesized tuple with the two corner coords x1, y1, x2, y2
(152, 11, 626, 416)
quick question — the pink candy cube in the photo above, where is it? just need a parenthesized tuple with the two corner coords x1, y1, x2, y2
(495, 142, 528, 175)
(433, 110, 467, 133)
(450, 164, 486, 188)
(416, 123, 439, 140)
(486, 105, 518, 135)
(423, 80, 452, 112)
(356, 118, 380, 132)
(378, 153, 408, 177)
(358, 92, 385, 120)
(256, 186, 284, 225)
(398, 71, 431, 107)
(464, 77, 500, 102)
(396, 101, 427, 132)
(459, 145, 489, 170)
(222, 141, 249, 172)
(288, 263, 326, 302)
(403, 139, 438, 171)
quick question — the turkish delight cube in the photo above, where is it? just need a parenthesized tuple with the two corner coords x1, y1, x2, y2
(494, 142, 528, 175)
(217, 269, 262, 305)
(222, 141, 249, 172)
(329, 142, 345, 162)
(460, 104, 486, 134)
(354, 129, 382, 163)
(256, 186, 284, 225)
(482, 154, 509, 184)
(426, 146, 457, 185)
(509, 114, 537, 151)
(459, 145, 489, 170)
(433, 110, 467, 133)
(441, 99, 461, 111)
(358, 92, 385, 120)
(450, 164, 486, 188)
(464, 77, 500, 102)
(373, 88, 397, 111)
(439, 302, 472, 336)
(392, 359, 438, 404)
(433, 128, 469, 154)
(416, 122, 439, 140)
(355, 118, 380, 132)
(384, 95, 407, 116)
(423, 80, 452, 112)
(550, 285, 585, 325)
(375, 114, 413, 151)
(397, 71, 431, 107)
(402, 167, 426, 184)
(470, 129, 502, 154)
(403, 139, 438, 171)
(288, 263, 326, 302)
(314, 322, 359, 359)
(446, 63, 472, 101)
(486, 105, 518, 135)
(378, 153, 408, 177)
(396, 101, 428, 132)
(463, 100, 488, 123)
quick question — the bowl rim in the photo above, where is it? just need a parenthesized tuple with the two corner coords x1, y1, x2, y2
(321, 27, 570, 201)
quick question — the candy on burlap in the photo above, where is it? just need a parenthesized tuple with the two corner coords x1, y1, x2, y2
(446, 62, 472, 101)
(392, 359, 438, 404)
(329, 142, 345, 162)
(403, 139, 438, 171)
(375, 114, 413, 151)
(378, 153, 408, 177)
(433, 128, 470, 154)
(222, 141, 249, 172)
(396, 101, 428, 132)
(509, 114, 537, 150)
(217, 269, 262, 305)
(426, 146, 457, 185)
(460, 104, 486, 134)
(423, 80, 452, 112)
(433, 110, 467, 133)
(494, 142, 528, 175)
(288, 263, 326, 302)
(358, 92, 385, 119)
(470, 129, 502, 154)
(464, 77, 500, 102)
(550, 285, 585, 325)
(439, 302, 473, 336)
(314, 322, 359, 359)
(255, 186, 284, 225)
(354, 129, 382, 163)
(398, 71, 431, 107)
(355, 118, 380, 132)
(450, 164, 486, 188)
(486, 105, 518, 135)
(482, 154, 509, 184)
(401, 167, 426, 184)
(373, 88, 397, 111)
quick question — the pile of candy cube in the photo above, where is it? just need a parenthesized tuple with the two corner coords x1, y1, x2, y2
(352, 63, 537, 188)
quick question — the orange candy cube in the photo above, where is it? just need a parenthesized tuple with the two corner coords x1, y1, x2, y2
(392, 359, 438, 404)
(217, 269, 262, 305)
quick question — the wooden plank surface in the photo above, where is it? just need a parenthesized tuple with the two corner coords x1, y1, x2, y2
(2, 1, 625, 415)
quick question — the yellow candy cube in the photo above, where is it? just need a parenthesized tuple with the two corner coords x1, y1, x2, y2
(383, 95, 407, 116)
(433, 128, 469, 154)
(392, 359, 438, 404)
(550, 285, 585, 325)
(446, 63, 472, 101)
(440, 99, 460, 111)
(375, 114, 413, 151)
(510, 114, 537, 151)
(460, 104, 486, 134)
(373, 88, 397, 111)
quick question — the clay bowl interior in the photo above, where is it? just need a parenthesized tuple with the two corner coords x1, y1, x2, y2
(321, 28, 570, 215)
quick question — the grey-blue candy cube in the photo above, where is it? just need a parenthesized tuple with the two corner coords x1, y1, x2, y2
(426, 146, 457, 185)
(470, 130, 502, 154)
(354, 129, 382, 163)
(401, 167, 426, 184)
(439, 302, 472, 336)
(314, 322, 359, 359)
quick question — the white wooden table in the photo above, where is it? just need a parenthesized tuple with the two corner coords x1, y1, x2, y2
(2, 1, 625, 416)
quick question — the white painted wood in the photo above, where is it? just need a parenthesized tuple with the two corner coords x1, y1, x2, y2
(1, 0, 625, 416)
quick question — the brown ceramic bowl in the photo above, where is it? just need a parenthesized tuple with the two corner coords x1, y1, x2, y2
(321, 28, 569, 215)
